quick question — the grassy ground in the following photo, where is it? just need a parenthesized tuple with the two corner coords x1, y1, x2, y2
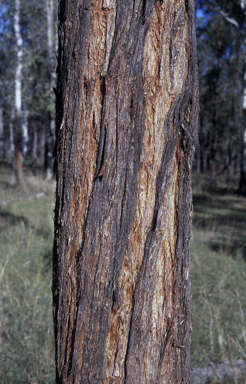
(191, 175, 246, 374)
(0, 167, 245, 383)
(0, 165, 55, 384)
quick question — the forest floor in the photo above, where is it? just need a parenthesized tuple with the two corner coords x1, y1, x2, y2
(191, 175, 246, 383)
(0, 164, 55, 384)
(0, 165, 246, 383)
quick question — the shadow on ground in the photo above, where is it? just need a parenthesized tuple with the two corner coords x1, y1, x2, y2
(193, 186, 246, 261)
(0, 208, 29, 229)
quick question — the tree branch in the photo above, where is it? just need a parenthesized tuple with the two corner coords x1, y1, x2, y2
(208, 2, 240, 30)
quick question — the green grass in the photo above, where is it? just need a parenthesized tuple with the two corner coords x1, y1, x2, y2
(0, 165, 55, 383)
(191, 176, 246, 372)
(0, 167, 245, 382)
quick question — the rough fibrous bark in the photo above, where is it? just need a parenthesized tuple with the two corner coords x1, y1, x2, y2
(53, 1, 199, 383)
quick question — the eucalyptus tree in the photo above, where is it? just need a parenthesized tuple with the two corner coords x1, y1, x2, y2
(20, 0, 56, 171)
(0, 6, 12, 159)
(0, 0, 57, 177)
(0, 107, 3, 159)
(239, 0, 246, 192)
(0, 1, 19, 179)
(45, 0, 56, 180)
(53, 0, 199, 383)
(14, 0, 24, 184)
(197, 0, 246, 189)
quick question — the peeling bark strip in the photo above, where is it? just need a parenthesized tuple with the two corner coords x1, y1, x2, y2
(53, 1, 199, 383)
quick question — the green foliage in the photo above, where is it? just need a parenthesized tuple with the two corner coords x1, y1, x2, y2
(19, 1, 55, 116)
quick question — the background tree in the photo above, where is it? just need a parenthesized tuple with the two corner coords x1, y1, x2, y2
(196, 0, 246, 190)
(53, 0, 199, 383)
(0, 2, 16, 181)
(0, 0, 56, 179)
(45, 0, 56, 180)
(14, 0, 24, 185)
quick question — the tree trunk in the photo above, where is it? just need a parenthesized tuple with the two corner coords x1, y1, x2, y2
(15, 134, 24, 185)
(31, 121, 38, 161)
(239, 0, 246, 193)
(239, 124, 246, 192)
(45, 0, 56, 180)
(9, 109, 16, 185)
(211, 104, 218, 182)
(0, 106, 4, 159)
(14, 0, 24, 185)
(46, 0, 56, 86)
(22, 107, 29, 159)
(45, 114, 55, 180)
(239, 51, 246, 192)
(53, 1, 199, 383)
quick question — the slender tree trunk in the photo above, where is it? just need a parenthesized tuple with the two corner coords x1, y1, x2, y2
(15, 135, 24, 185)
(202, 139, 209, 174)
(14, 0, 24, 185)
(211, 103, 218, 182)
(239, 52, 246, 192)
(40, 132, 46, 161)
(239, 0, 246, 192)
(0, 106, 4, 159)
(53, 1, 199, 383)
(22, 107, 29, 159)
(10, 109, 16, 185)
(45, 0, 56, 180)
(226, 123, 232, 187)
(196, 147, 201, 175)
(45, 115, 55, 180)
(46, 0, 56, 85)
(31, 122, 38, 161)
(239, 125, 246, 192)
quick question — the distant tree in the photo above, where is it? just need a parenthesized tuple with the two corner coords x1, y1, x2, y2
(0, 0, 56, 178)
(53, 1, 199, 383)
(0, 2, 17, 180)
(20, 0, 56, 173)
(239, 0, 246, 192)
(45, 0, 56, 180)
(0, 106, 3, 159)
(197, 0, 246, 189)
(14, 0, 24, 185)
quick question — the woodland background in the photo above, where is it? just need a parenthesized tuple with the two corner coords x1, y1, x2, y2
(0, 0, 246, 383)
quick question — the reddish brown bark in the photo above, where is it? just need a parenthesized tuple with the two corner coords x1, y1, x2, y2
(53, 1, 199, 383)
